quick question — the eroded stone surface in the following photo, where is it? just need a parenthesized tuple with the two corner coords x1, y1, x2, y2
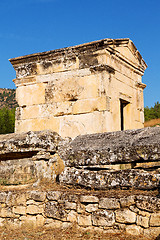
(99, 198, 120, 209)
(10, 38, 147, 138)
(92, 210, 115, 226)
(59, 167, 159, 190)
(61, 127, 160, 166)
(115, 209, 136, 223)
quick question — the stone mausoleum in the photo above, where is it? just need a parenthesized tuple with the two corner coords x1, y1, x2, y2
(10, 38, 147, 138)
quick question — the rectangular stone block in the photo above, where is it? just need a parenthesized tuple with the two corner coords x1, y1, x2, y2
(99, 198, 120, 209)
(92, 210, 115, 226)
(65, 201, 76, 210)
(120, 196, 135, 207)
(28, 191, 46, 202)
(77, 214, 92, 226)
(85, 204, 98, 213)
(15, 119, 45, 132)
(46, 191, 61, 201)
(0, 208, 15, 218)
(16, 83, 46, 106)
(150, 213, 160, 226)
(67, 210, 77, 222)
(26, 205, 44, 215)
(80, 195, 99, 203)
(137, 215, 149, 228)
(115, 209, 136, 223)
(59, 111, 105, 138)
(13, 206, 26, 215)
(45, 117, 60, 133)
(21, 105, 40, 120)
(72, 97, 107, 115)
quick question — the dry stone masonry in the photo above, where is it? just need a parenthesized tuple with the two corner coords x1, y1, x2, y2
(10, 38, 147, 138)
(0, 190, 159, 238)
(0, 127, 160, 238)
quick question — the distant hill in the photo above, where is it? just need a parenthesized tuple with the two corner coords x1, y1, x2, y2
(0, 88, 17, 109)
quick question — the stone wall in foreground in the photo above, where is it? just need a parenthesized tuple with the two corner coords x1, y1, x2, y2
(0, 190, 159, 238)
(0, 127, 159, 238)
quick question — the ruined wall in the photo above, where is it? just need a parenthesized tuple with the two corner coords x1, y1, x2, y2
(10, 38, 147, 138)
(0, 190, 160, 238)
(0, 128, 159, 238)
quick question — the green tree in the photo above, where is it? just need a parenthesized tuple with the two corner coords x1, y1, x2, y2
(144, 101, 160, 121)
(0, 108, 16, 134)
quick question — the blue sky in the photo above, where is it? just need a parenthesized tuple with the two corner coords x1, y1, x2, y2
(0, 0, 159, 107)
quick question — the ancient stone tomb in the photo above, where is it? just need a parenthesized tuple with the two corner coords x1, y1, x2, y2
(10, 38, 147, 138)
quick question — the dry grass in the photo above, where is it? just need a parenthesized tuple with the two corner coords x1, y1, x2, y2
(0, 225, 153, 240)
(144, 118, 160, 127)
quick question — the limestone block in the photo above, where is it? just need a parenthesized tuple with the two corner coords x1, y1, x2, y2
(26, 205, 44, 215)
(72, 97, 107, 115)
(47, 191, 61, 201)
(21, 105, 40, 120)
(85, 204, 98, 213)
(0, 159, 37, 185)
(0, 129, 61, 154)
(99, 198, 120, 209)
(59, 111, 105, 138)
(125, 225, 143, 236)
(77, 203, 86, 214)
(34, 160, 56, 183)
(45, 117, 60, 133)
(36, 214, 45, 227)
(44, 218, 61, 228)
(59, 167, 158, 190)
(77, 214, 92, 226)
(0, 217, 4, 227)
(0, 208, 15, 218)
(6, 192, 17, 207)
(150, 213, 160, 226)
(65, 201, 77, 210)
(144, 227, 160, 237)
(129, 206, 150, 218)
(26, 200, 40, 205)
(15, 193, 27, 206)
(39, 102, 73, 118)
(62, 127, 160, 166)
(77, 75, 99, 99)
(136, 195, 160, 212)
(66, 194, 79, 203)
(67, 210, 77, 222)
(92, 210, 115, 226)
(16, 83, 46, 106)
(136, 215, 149, 228)
(0, 192, 7, 203)
(80, 195, 99, 203)
(62, 222, 72, 229)
(16, 119, 45, 132)
(20, 215, 37, 228)
(45, 201, 67, 221)
(52, 153, 65, 176)
(45, 78, 84, 103)
(6, 218, 21, 229)
(28, 191, 46, 202)
(115, 209, 136, 223)
(120, 196, 135, 207)
(13, 206, 26, 215)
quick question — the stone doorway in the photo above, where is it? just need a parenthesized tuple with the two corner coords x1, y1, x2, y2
(120, 99, 130, 131)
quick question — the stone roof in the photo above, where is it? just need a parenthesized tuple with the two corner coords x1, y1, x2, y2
(9, 38, 147, 71)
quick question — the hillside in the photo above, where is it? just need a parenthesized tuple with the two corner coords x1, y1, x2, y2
(0, 88, 17, 109)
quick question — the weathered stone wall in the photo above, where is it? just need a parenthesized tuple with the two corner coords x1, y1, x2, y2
(0, 127, 159, 238)
(10, 38, 147, 138)
(0, 190, 159, 238)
